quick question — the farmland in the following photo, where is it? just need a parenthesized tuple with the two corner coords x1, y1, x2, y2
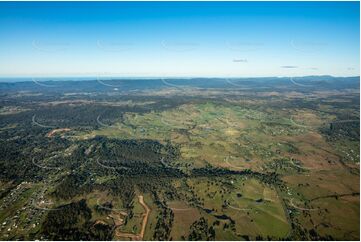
(0, 77, 359, 240)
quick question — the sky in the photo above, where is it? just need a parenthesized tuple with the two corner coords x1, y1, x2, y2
(0, 1, 359, 78)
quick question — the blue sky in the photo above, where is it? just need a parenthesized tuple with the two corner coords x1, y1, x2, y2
(0, 1, 359, 77)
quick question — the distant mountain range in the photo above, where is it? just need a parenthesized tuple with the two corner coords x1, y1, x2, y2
(0, 76, 359, 93)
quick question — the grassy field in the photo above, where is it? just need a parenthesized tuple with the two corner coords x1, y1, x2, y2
(185, 177, 290, 239)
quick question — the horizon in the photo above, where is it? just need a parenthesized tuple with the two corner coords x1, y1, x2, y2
(0, 75, 359, 84)
(0, 1, 360, 77)
(1, 74, 360, 79)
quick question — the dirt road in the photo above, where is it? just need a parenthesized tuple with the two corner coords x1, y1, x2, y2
(115, 195, 151, 240)
(138, 195, 150, 239)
